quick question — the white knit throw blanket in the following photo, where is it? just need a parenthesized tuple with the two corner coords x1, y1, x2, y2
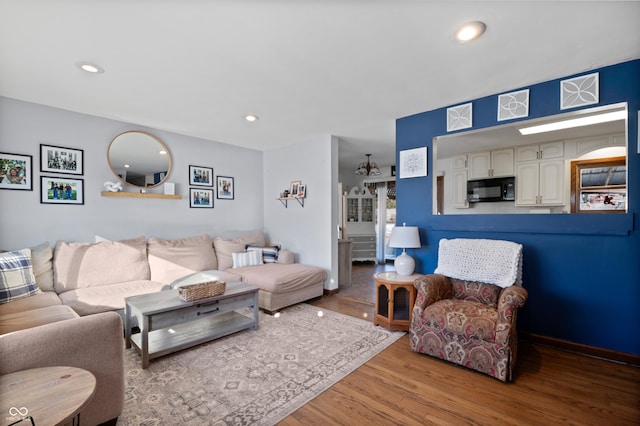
(434, 238, 523, 288)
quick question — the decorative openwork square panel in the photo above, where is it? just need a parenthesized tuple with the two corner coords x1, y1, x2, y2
(497, 89, 529, 121)
(561, 72, 599, 109)
(447, 103, 472, 132)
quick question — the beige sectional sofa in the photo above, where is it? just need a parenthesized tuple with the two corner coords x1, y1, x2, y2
(0, 231, 327, 425)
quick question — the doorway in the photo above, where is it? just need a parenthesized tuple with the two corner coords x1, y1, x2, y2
(364, 180, 396, 264)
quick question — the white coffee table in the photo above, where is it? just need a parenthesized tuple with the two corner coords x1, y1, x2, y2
(124, 281, 259, 368)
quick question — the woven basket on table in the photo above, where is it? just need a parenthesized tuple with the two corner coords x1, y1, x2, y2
(178, 281, 226, 301)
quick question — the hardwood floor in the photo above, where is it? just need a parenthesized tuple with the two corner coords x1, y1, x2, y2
(279, 263, 640, 426)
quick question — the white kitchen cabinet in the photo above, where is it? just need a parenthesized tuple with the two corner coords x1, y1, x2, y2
(452, 169, 469, 208)
(468, 148, 514, 179)
(516, 159, 565, 206)
(452, 155, 468, 170)
(516, 141, 564, 162)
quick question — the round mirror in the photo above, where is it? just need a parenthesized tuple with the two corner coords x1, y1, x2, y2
(107, 131, 172, 188)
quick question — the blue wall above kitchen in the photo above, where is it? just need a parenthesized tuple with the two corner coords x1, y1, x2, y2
(396, 60, 640, 356)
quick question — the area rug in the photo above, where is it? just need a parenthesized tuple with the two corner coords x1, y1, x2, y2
(116, 303, 404, 425)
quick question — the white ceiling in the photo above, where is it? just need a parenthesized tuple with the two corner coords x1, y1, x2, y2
(1, 1, 639, 172)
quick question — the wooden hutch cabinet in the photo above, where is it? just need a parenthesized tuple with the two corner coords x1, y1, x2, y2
(343, 186, 376, 262)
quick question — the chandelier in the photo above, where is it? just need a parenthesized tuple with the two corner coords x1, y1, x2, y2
(355, 154, 382, 176)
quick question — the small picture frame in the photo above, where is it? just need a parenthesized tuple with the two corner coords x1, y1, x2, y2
(296, 184, 306, 198)
(289, 180, 301, 197)
(189, 165, 213, 187)
(216, 176, 234, 200)
(41, 176, 84, 205)
(190, 188, 213, 208)
(40, 144, 84, 175)
(0, 152, 33, 190)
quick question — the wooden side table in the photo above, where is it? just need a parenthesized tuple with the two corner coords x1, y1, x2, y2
(0, 366, 96, 426)
(374, 271, 422, 331)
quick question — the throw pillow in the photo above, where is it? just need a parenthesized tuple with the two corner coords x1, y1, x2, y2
(246, 245, 280, 263)
(0, 249, 41, 304)
(232, 250, 263, 268)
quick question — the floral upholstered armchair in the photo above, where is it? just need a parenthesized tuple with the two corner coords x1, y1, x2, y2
(409, 238, 528, 382)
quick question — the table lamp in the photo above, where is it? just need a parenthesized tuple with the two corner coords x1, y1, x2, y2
(388, 223, 421, 276)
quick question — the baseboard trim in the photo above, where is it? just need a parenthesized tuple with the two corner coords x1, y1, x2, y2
(522, 332, 640, 366)
(323, 288, 339, 296)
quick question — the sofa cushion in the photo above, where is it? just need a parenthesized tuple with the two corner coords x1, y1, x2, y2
(147, 234, 218, 284)
(58, 280, 168, 316)
(231, 263, 327, 294)
(246, 245, 279, 263)
(213, 239, 247, 270)
(54, 237, 150, 293)
(31, 242, 54, 292)
(0, 305, 78, 335)
(421, 299, 498, 343)
(213, 232, 266, 270)
(451, 278, 501, 308)
(0, 249, 41, 305)
(233, 231, 266, 247)
(0, 291, 62, 316)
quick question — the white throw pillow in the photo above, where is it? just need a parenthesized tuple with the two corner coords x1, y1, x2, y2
(232, 250, 263, 268)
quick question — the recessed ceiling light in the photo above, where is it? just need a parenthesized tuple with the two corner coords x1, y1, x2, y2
(244, 114, 259, 122)
(454, 21, 486, 43)
(77, 62, 105, 74)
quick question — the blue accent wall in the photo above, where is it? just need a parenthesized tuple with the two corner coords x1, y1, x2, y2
(396, 60, 640, 355)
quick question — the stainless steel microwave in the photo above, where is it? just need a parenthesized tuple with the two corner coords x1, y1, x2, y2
(467, 177, 515, 203)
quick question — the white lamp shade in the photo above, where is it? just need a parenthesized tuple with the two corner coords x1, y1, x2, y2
(388, 224, 421, 249)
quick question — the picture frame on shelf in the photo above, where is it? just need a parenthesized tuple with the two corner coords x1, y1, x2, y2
(216, 176, 234, 200)
(296, 184, 306, 198)
(40, 144, 84, 175)
(289, 180, 301, 197)
(0, 152, 33, 190)
(189, 188, 213, 208)
(189, 165, 213, 187)
(40, 176, 84, 205)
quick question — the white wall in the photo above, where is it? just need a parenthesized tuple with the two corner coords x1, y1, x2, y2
(0, 97, 264, 249)
(263, 135, 338, 290)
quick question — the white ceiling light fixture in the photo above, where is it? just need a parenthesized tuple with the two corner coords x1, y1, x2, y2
(244, 114, 259, 122)
(454, 21, 486, 43)
(355, 154, 382, 176)
(518, 110, 627, 135)
(76, 62, 105, 74)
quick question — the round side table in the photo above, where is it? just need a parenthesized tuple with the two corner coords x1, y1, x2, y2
(373, 271, 423, 331)
(1, 366, 96, 426)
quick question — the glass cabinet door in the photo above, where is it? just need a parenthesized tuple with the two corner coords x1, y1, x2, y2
(361, 197, 373, 222)
(347, 198, 359, 222)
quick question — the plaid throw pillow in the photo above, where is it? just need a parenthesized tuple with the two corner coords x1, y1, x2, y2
(0, 249, 40, 304)
(246, 245, 280, 263)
